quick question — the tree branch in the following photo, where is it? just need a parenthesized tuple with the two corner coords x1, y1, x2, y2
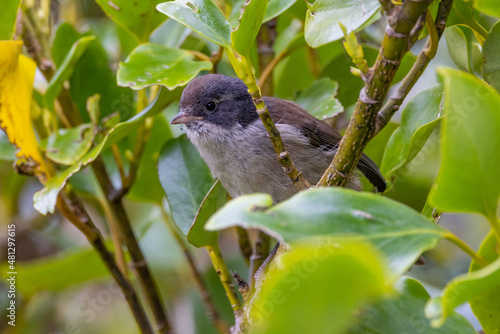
(317, 0, 433, 188)
(56, 191, 154, 334)
(375, 0, 454, 134)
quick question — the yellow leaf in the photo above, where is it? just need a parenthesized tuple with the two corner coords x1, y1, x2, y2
(0, 40, 51, 182)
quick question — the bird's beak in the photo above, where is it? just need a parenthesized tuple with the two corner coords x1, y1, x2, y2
(170, 111, 203, 124)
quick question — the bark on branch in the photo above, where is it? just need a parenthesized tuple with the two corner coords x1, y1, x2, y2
(317, 0, 434, 188)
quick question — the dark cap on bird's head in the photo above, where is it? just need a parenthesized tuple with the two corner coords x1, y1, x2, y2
(171, 74, 258, 128)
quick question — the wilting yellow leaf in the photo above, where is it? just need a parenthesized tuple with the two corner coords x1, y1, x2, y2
(0, 40, 51, 182)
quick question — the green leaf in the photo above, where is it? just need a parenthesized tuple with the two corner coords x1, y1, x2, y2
(349, 277, 477, 334)
(474, 0, 500, 18)
(469, 231, 500, 333)
(0, 131, 16, 161)
(445, 26, 471, 73)
(52, 23, 134, 122)
(381, 86, 443, 187)
(94, 0, 166, 43)
(44, 36, 96, 108)
(295, 78, 343, 120)
(188, 181, 227, 247)
(157, 0, 232, 48)
(482, 20, 500, 93)
(304, 0, 381, 48)
(117, 43, 212, 90)
(0, 246, 109, 296)
(41, 124, 96, 165)
(425, 254, 500, 328)
(157, 134, 214, 236)
(264, 0, 297, 22)
(33, 88, 179, 215)
(0, 0, 21, 40)
(429, 68, 500, 221)
(248, 237, 392, 334)
(447, 0, 489, 42)
(228, 0, 297, 27)
(206, 188, 447, 274)
(231, 0, 268, 56)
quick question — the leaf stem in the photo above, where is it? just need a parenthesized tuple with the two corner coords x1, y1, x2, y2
(444, 233, 488, 267)
(487, 216, 500, 246)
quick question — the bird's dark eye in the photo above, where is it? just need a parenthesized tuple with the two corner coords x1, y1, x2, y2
(205, 101, 216, 112)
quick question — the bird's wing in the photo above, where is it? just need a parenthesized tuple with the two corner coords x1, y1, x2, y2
(263, 96, 386, 192)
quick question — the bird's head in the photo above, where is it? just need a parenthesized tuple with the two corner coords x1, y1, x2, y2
(171, 74, 258, 131)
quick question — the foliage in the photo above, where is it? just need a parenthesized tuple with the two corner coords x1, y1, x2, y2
(1, 0, 500, 333)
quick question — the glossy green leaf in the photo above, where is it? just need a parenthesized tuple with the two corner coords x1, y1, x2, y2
(248, 238, 392, 334)
(482, 20, 500, 93)
(474, 0, 500, 18)
(469, 231, 500, 333)
(52, 23, 134, 122)
(381, 86, 443, 187)
(0, 131, 16, 161)
(0, 246, 109, 296)
(231, 0, 268, 56)
(426, 254, 500, 328)
(206, 188, 447, 274)
(0, 0, 21, 40)
(41, 124, 96, 165)
(445, 26, 471, 72)
(94, 0, 166, 43)
(157, 134, 214, 236)
(33, 88, 179, 215)
(447, 0, 489, 43)
(44, 36, 96, 108)
(118, 43, 211, 90)
(349, 277, 477, 334)
(304, 0, 381, 48)
(429, 68, 500, 222)
(188, 181, 227, 247)
(157, 0, 232, 48)
(229, 0, 297, 27)
(264, 0, 297, 22)
(296, 78, 343, 120)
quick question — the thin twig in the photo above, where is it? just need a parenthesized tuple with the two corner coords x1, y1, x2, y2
(56, 191, 154, 334)
(317, 0, 434, 188)
(374, 0, 454, 134)
(160, 208, 230, 334)
(206, 244, 243, 331)
(228, 51, 311, 191)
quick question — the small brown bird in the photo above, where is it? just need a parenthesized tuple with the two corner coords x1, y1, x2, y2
(171, 74, 386, 202)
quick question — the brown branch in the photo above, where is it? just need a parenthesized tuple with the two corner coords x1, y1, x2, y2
(375, 0, 454, 134)
(248, 231, 270, 290)
(317, 0, 434, 188)
(56, 191, 153, 334)
(236, 227, 252, 266)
